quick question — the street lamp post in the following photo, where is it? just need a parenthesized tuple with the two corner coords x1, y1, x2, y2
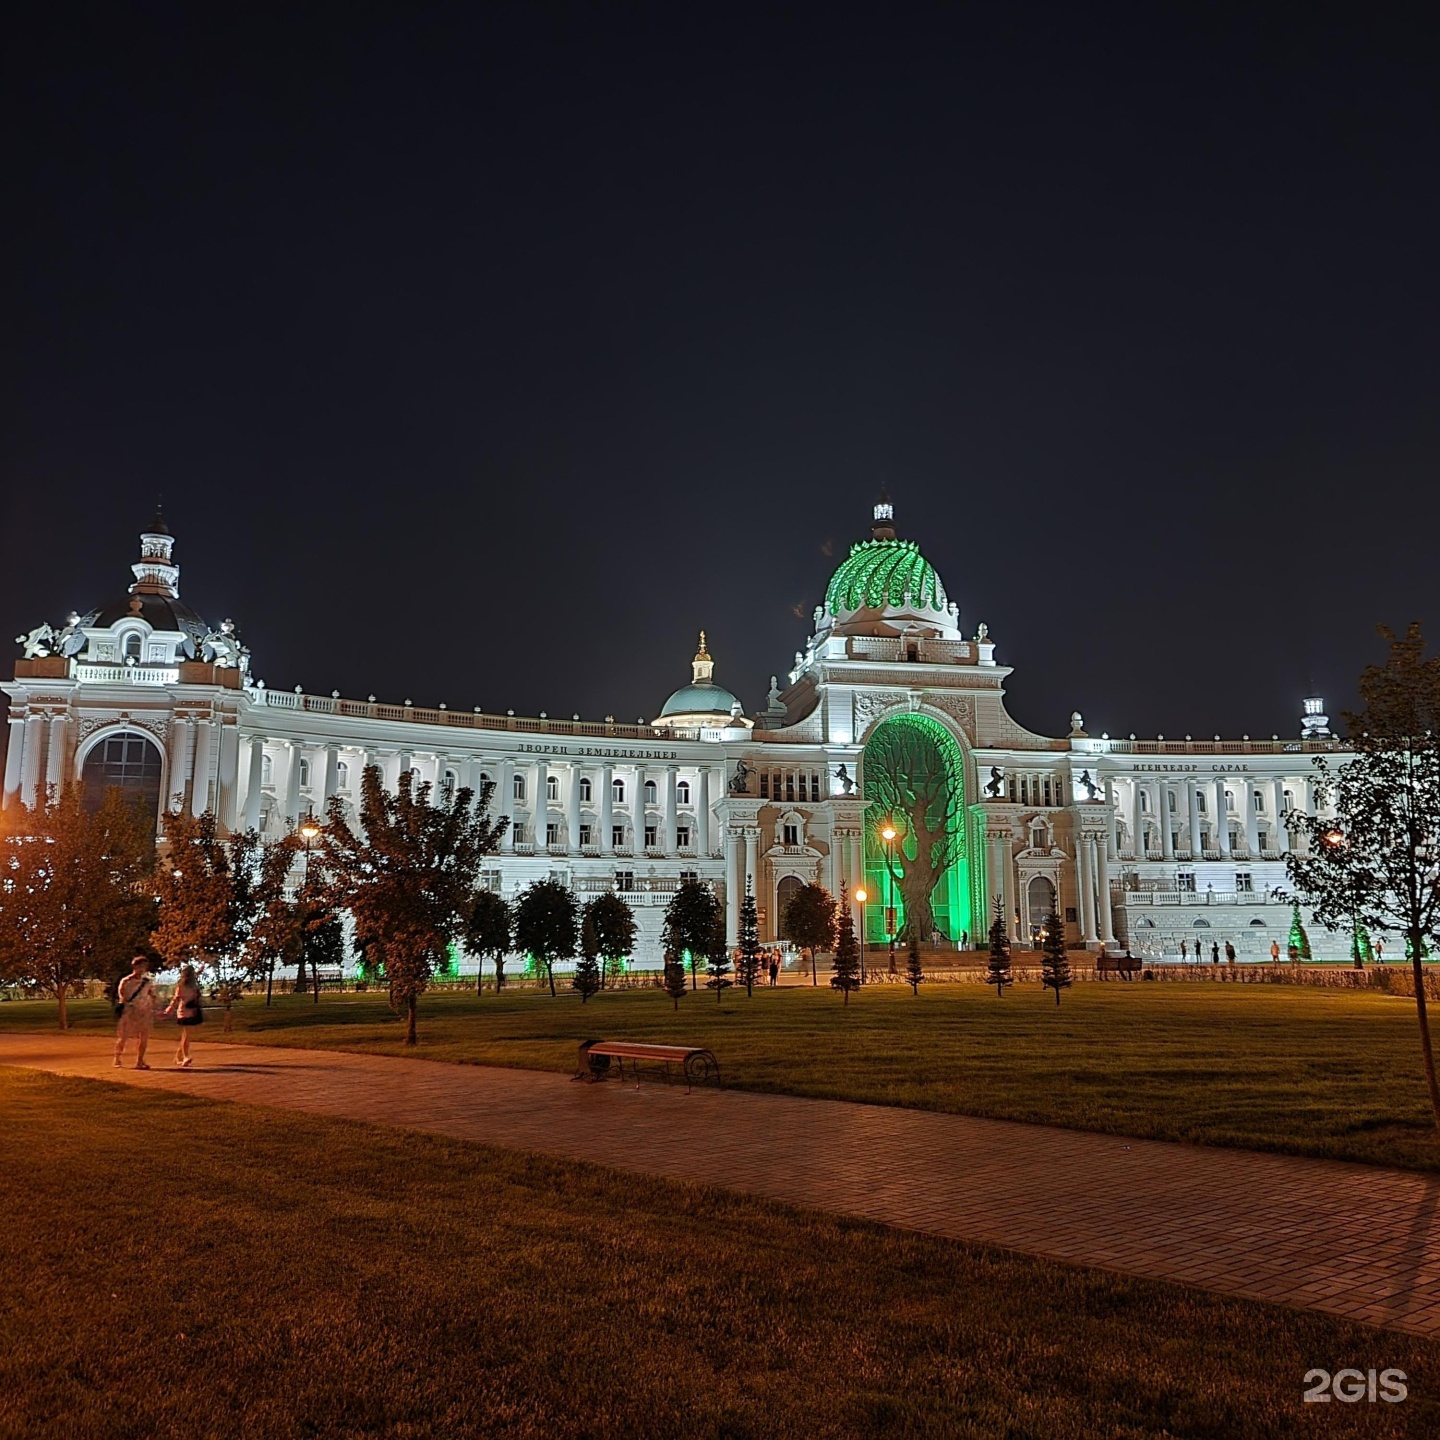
(855, 886, 868, 984)
(881, 823, 898, 975)
(298, 814, 321, 1001)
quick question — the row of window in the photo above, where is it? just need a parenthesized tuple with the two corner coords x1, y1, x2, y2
(1139, 787, 1296, 814)
(527, 823, 695, 850)
(759, 772, 824, 802)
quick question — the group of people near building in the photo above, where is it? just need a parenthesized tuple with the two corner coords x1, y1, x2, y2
(113, 954, 205, 1069)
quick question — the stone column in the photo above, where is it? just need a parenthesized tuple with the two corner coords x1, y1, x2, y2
(1243, 780, 1259, 856)
(243, 738, 265, 830)
(1272, 777, 1287, 854)
(696, 767, 711, 855)
(190, 720, 213, 817)
(724, 826, 740, 945)
(663, 765, 678, 856)
(499, 761, 515, 851)
(1103, 777, 1117, 861)
(600, 763, 614, 854)
(633, 764, 646, 851)
(566, 764, 581, 851)
(533, 759, 548, 850)
(322, 745, 339, 805)
(1130, 779, 1144, 859)
(166, 716, 191, 812)
(217, 721, 240, 829)
(1096, 840, 1115, 945)
(1159, 781, 1174, 860)
(19, 713, 45, 807)
(1079, 835, 1099, 943)
(45, 715, 70, 795)
(1002, 845, 1018, 942)
(1187, 784, 1202, 857)
(283, 742, 302, 828)
(1215, 777, 1231, 857)
(4, 715, 26, 807)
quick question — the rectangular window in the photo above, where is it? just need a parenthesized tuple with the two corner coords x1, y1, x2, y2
(513, 775, 525, 801)
(1043, 777, 1052, 807)
(612, 825, 625, 849)
(546, 823, 560, 846)
(1254, 791, 1265, 812)
(783, 824, 799, 847)
(798, 774, 807, 801)
(512, 824, 526, 845)
(679, 870, 698, 884)
(811, 773, 821, 798)
(644, 825, 658, 848)
(612, 779, 625, 803)
(760, 774, 770, 798)
(1177, 872, 1196, 892)
(615, 870, 635, 892)
(579, 824, 593, 847)
(785, 775, 795, 802)
(676, 826, 691, 849)
(1196, 792, 1206, 813)
(1235, 872, 1254, 893)
(480, 869, 502, 892)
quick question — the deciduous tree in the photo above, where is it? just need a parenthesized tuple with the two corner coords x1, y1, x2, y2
(586, 891, 637, 988)
(781, 881, 835, 988)
(514, 878, 579, 998)
(464, 889, 512, 995)
(0, 785, 156, 1028)
(321, 765, 506, 1043)
(1288, 624, 1440, 1129)
(664, 878, 721, 991)
(573, 909, 602, 1003)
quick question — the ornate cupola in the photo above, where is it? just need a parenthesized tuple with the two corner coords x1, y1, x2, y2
(131, 505, 181, 599)
(870, 492, 896, 540)
(692, 630, 715, 683)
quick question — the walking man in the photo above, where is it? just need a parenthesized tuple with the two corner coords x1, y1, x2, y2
(1225, 941, 1236, 965)
(1270, 939, 1280, 963)
(114, 954, 156, 1070)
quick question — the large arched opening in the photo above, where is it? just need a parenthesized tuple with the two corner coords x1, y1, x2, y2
(861, 712, 973, 945)
(80, 729, 164, 827)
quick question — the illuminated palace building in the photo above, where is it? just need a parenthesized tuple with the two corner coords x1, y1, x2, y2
(4, 503, 1349, 967)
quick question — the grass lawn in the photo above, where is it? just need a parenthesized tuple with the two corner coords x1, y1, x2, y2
(9, 979, 1440, 1172)
(3, 1067, 1435, 1439)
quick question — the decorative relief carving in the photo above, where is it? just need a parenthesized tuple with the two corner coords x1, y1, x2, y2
(922, 693, 976, 741)
(852, 691, 907, 735)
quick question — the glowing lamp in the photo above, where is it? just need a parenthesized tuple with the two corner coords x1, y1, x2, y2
(855, 888, 868, 904)
(881, 825, 897, 842)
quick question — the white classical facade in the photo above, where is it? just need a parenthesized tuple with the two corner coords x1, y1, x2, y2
(3, 505, 1350, 967)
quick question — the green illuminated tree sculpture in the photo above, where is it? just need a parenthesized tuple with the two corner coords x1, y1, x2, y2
(1040, 908, 1071, 1006)
(864, 717, 964, 943)
(1287, 624, 1440, 1130)
(1287, 904, 1311, 962)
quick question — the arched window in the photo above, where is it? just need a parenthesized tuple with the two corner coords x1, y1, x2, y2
(1195, 791, 1207, 814)
(676, 780, 691, 804)
(1139, 791, 1149, 812)
(513, 774, 526, 802)
(612, 778, 625, 803)
(123, 632, 143, 660)
(579, 777, 593, 803)
(336, 761, 350, 790)
(81, 730, 163, 823)
(298, 758, 311, 788)
(546, 775, 560, 802)
(776, 875, 805, 938)
(442, 769, 457, 800)
(644, 780, 658, 804)
(1254, 791, 1265, 813)
(262, 753, 274, 786)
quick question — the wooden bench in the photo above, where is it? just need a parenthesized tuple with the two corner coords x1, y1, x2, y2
(1096, 954, 1143, 980)
(576, 1040, 721, 1092)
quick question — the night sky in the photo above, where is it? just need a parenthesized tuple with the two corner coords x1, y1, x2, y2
(5, 4, 1439, 744)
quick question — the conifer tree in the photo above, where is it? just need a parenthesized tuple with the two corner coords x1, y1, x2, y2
(1288, 903, 1312, 962)
(704, 914, 732, 1001)
(905, 931, 925, 995)
(986, 898, 1012, 996)
(1040, 908, 1072, 1006)
(736, 878, 763, 995)
(830, 882, 861, 1003)
(573, 909, 602, 1002)
(662, 947, 688, 1010)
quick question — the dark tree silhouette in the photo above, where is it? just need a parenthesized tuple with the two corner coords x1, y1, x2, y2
(830, 883, 861, 1004)
(464, 888, 512, 994)
(664, 878, 721, 991)
(986, 899, 1012, 997)
(514, 878, 579, 998)
(1040, 908, 1071, 1005)
(905, 932, 925, 996)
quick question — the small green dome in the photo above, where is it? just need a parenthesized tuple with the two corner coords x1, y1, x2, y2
(825, 538, 947, 615)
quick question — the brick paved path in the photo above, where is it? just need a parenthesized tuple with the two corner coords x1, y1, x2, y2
(7, 1033, 1440, 1336)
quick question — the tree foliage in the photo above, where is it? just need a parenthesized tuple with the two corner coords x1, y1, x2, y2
(664, 878, 721, 991)
(1287, 623, 1440, 1128)
(464, 888, 512, 994)
(320, 765, 505, 1042)
(1040, 908, 1071, 1006)
(986, 899, 1012, 997)
(781, 882, 836, 963)
(864, 717, 965, 942)
(1287, 903, 1311, 962)
(0, 785, 156, 1028)
(905, 932, 925, 996)
(586, 891, 637, 987)
(514, 878, 579, 998)
(573, 909, 602, 1003)
(830, 884, 860, 1004)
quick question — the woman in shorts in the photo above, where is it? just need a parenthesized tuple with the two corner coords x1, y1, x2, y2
(163, 963, 204, 1068)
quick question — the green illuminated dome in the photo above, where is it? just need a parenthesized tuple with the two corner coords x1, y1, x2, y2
(823, 498, 950, 619)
